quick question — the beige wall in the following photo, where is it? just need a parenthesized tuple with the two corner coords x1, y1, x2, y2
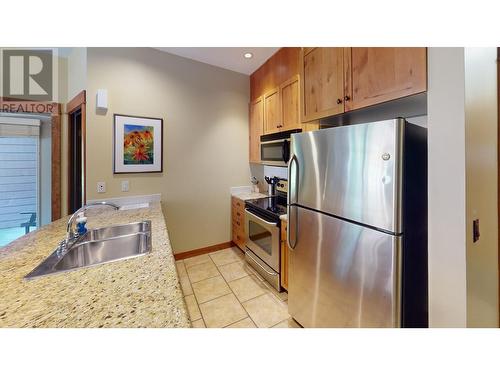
(86, 48, 251, 253)
(61, 47, 88, 216)
(464, 47, 499, 327)
(67, 48, 87, 100)
(427, 47, 499, 327)
(427, 47, 468, 327)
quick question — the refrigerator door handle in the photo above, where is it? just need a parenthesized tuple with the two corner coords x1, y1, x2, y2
(288, 154, 299, 205)
(288, 205, 298, 249)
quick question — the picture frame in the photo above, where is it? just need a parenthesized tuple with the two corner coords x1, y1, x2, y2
(113, 114, 163, 174)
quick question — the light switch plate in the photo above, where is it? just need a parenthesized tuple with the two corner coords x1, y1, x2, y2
(97, 181, 106, 193)
(121, 180, 129, 192)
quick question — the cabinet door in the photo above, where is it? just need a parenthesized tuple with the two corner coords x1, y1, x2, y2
(263, 87, 281, 134)
(345, 47, 427, 111)
(279, 74, 301, 132)
(301, 47, 344, 122)
(249, 96, 264, 163)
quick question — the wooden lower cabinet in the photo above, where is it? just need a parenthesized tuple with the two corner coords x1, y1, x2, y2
(232, 197, 246, 250)
(280, 219, 289, 291)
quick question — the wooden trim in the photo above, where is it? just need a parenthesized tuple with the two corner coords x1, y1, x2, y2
(51, 114, 61, 221)
(174, 241, 235, 260)
(66, 90, 86, 114)
(67, 90, 87, 214)
(497, 47, 500, 327)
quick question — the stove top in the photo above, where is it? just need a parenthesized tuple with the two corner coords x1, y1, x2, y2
(245, 195, 287, 220)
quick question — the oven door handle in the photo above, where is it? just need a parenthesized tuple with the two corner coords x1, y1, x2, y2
(244, 209, 277, 227)
(245, 250, 278, 276)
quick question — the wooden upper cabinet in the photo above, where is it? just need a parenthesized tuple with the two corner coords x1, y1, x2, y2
(345, 47, 427, 111)
(263, 88, 281, 134)
(250, 48, 300, 101)
(279, 74, 301, 132)
(301, 47, 345, 122)
(249, 96, 263, 163)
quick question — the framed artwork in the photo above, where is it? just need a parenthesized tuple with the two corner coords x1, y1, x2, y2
(113, 114, 163, 174)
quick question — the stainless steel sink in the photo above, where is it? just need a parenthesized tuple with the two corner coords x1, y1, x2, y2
(85, 221, 151, 241)
(25, 221, 152, 279)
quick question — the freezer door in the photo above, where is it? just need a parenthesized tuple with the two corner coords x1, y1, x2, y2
(289, 119, 403, 234)
(288, 206, 401, 328)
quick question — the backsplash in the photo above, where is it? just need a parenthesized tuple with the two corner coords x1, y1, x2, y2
(263, 165, 288, 179)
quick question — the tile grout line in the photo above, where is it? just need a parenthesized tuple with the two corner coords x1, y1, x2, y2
(181, 258, 208, 326)
(221, 315, 253, 328)
(204, 251, 255, 327)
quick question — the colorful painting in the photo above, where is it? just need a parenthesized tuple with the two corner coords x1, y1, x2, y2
(123, 124, 154, 164)
(113, 114, 163, 174)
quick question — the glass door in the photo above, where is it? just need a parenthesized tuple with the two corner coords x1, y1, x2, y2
(0, 118, 40, 248)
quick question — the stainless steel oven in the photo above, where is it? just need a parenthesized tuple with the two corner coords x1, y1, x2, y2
(244, 208, 281, 290)
(260, 130, 301, 166)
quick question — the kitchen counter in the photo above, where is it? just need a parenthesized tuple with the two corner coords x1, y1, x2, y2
(0, 202, 190, 328)
(231, 191, 267, 201)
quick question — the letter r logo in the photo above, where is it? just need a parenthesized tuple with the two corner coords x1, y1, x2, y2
(2, 49, 53, 100)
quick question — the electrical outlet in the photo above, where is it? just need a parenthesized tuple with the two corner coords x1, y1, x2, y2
(97, 181, 106, 193)
(121, 180, 129, 192)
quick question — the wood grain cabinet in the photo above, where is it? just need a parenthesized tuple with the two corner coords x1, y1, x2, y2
(279, 74, 301, 132)
(249, 96, 264, 163)
(280, 219, 289, 291)
(263, 75, 302, 135)
(301, 47, 345, 122)
(263, 87, 281, 134)
(300, 47, 427, 122)
(344, 47, 427, 111)
(231, 197, 246, 250)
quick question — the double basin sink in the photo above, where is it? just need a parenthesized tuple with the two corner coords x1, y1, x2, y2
(25, 221, 152, 279)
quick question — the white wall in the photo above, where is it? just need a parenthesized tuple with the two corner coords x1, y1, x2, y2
(464, 47, 499, 327)
(427, 48, 468, 327)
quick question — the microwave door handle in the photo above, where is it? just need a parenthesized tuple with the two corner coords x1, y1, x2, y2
(282, 139, 289, 164)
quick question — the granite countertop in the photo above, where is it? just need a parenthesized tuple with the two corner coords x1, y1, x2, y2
(0, 202, 190, 328)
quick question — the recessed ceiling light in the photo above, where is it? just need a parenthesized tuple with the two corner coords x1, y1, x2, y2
(244, 52, 253, 59)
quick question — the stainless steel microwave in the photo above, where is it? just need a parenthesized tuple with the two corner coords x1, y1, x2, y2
(260, 129, 301, 166)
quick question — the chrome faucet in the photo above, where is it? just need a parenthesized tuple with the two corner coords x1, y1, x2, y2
(66, 201, 120, 242)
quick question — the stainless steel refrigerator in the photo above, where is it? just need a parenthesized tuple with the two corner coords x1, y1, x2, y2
(287, 118, 427, 328)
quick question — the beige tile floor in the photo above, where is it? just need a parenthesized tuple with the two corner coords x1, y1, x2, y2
(176, 247, 301, 328)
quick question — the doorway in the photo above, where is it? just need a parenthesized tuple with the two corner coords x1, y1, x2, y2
(67, 91, 86, 214)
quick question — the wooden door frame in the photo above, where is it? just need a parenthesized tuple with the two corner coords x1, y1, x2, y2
(66, 90, 86, 214)
(497, 47, 500, 326)
(0, 98, 62, 221)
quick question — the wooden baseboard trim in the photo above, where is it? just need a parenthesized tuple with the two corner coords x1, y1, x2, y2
(174, 241, 235, 260)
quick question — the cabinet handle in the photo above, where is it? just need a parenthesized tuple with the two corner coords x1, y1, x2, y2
(336, 98, 342, 104)
(344, 95, 350, 101)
